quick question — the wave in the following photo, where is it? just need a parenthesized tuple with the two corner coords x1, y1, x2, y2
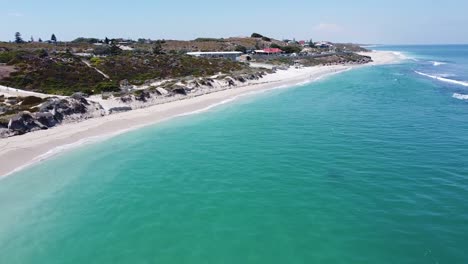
(437, 73, 456, 78)
(390, 51, 418, 62)
(414, 71, 468, 87)
(453, 93, 468, 100)
(430, 61, 446, 66)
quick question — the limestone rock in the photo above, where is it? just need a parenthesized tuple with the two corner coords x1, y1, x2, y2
(156, 87, 169, 95)
(109, 106, 132, 114)
(8, 112, 46, 134)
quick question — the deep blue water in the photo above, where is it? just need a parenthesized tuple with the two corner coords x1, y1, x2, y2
(374, 45, 468, 95)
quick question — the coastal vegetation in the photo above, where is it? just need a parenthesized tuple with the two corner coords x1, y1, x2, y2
(0, 32, 371, 138)
(0, 50, 251, 95)
(0, 33, 369, 96)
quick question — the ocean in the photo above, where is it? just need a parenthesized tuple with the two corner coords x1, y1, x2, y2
(1, 45, 468, 263)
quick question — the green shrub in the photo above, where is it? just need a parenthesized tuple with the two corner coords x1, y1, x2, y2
(282, 46, 302, 54)
(90, 57, 103, 67)
(234, 45, 247, 53)
(194, 38, 224, 42)
(95, 81, 119, 93)
(270, 43, 282, 49)
(0, 52, 14, 63)
(21, 96, 43, 106)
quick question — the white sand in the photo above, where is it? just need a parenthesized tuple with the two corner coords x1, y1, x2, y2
(0, 51, 402, 177)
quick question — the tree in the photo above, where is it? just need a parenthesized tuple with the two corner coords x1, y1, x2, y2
(71, 37, 99, 44)
(30, 36, 35, 42)
(14, 32, 23, 43)
(109, 43, 122, 55)
(251, 33, 263, 38)
(51, 33, 57, 43)
(282, 46, 302, 54)
(38, 38, 43, 43)
(152, 40, 164, 54)
(308, 39, 314, 47)
(104, 37, 110, 44)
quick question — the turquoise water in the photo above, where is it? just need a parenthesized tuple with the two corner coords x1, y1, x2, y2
(1, 46, 468, 263)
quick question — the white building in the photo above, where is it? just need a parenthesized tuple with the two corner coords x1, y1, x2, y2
(315, 41, 334, 48)
(186, 51, 243, 61)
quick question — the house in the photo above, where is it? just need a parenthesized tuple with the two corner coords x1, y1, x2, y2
(298, 40, 306, 46)
(118, 45, 134, 51)
(186, 51, 243, 61)
(315, 41, 334, 48)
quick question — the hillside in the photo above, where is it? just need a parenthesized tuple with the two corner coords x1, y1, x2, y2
(0, 50, 253, 95)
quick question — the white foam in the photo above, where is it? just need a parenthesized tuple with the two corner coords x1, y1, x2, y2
(453, 93, 468, 100)
(362, 45, 379, 48)
(437, 73, 456, 78)
(391, 51, 411, 61)
(431, 61, 446, 66)
(415, 71, 468, 87)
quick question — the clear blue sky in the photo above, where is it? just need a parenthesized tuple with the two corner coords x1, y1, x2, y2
(1, 0, 467, 44)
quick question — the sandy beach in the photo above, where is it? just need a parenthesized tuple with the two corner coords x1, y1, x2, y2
(0, 50, 402, 177)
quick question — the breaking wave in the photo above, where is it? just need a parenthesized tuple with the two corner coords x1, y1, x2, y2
(431, 61, 447, 66)
(415, 71, 468, 87)
(453, 93, 468, 100)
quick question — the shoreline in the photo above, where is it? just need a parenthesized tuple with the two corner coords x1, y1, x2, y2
(0, 50, 402, 178)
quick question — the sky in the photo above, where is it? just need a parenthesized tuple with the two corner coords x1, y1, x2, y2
(1, 0, 468, 44)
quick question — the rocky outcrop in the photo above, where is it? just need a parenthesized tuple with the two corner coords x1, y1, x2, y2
(8, 112, 47, 135)
(172, 86, 187, 95)
(135, 90, 151, 102)
(35, 112, 57, 127)
(109, 106, 132, 114)
(225, 77, 236, 86)
(156, 87, 169, 95)
(0, 70, 269, 138)
(1, 94, 105, 138)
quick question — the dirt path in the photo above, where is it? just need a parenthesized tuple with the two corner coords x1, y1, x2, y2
(81, 60, 110, 79)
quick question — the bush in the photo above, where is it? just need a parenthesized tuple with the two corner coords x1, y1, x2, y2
(234, 45, 247, 53)
(93, 45, 111, 56)
(72, 37, 100, 44)
(95, 81, 120, 93)
(37, 49, 49, 58)
(90, 57, 103, 67)
(21, 96, 43, 106)
(194, 38, 224, 42)
(270, 43, 282, 49)
(251, 33, 263, 38)
(0, 52, 14, 63)
(282, 46, 302, 54)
